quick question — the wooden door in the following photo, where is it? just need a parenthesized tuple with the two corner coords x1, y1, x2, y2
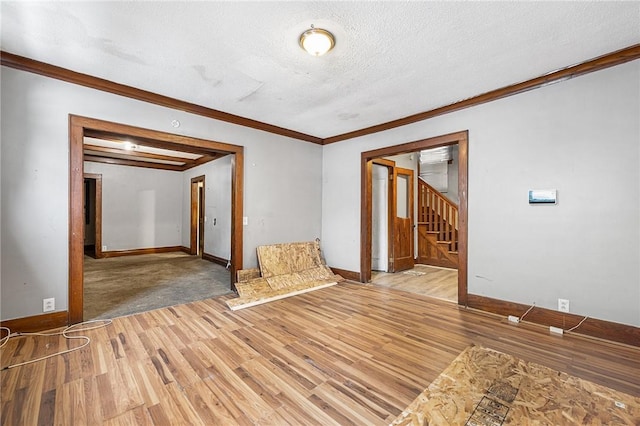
(392, 167, 414, 272)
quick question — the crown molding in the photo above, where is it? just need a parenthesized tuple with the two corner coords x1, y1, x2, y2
(323, 43, 640, 144)
(0, 51, 323, 145)
(3, 44, 639, 146)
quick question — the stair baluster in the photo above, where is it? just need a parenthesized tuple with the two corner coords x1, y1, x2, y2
(416, 178, 459, 269)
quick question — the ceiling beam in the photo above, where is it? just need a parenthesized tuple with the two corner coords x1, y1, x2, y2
(82, 127, 237, 156)
(84, 144, 194, 164)
(84, 155, 184, 171)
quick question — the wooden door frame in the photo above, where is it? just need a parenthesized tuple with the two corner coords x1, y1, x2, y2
(83, 173, 103, 259)
(69, 115, 244, 324)
(361, 130, 468, 305)
(190, 175, 205, 255)
(371, 159, 395, 272)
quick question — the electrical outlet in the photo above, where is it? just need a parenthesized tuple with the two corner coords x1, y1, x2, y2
(102, 245, 107, 251)
(43, 298, 55, 312)
(558, 298, 570, 313)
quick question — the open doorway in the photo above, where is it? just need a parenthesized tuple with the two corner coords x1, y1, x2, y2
(361, 131, 468, 305)
(190, 175, 206, 256)
(69, 115, 244, 324)
(83, 173, 102, 259)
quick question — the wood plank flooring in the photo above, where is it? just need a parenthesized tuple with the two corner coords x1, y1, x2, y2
(372, 264, 458, 302)
(2, 282, 639, 425)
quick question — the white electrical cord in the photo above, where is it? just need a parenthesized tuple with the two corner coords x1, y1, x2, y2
(519, 303, 536, 321)
(566, 316, 589, 333)
(0, 319, 112, 371)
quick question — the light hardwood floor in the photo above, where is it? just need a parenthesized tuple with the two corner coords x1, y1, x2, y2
(2, 282, 638, 425)
(372, 264, 458, 302)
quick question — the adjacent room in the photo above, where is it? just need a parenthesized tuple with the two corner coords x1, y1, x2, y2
(81, 137, 235, 319)
(1, 2, 638, 425)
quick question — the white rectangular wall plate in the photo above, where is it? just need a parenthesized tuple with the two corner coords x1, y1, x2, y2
(558, 298, 570, 312)
(529, 189, 557, 204)
(549, 326, 564, 335)
(43, 297, 55, 312)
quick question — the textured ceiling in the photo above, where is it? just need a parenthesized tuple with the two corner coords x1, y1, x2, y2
(2, 1, 639, 139)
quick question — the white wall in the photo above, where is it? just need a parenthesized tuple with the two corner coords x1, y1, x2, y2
(84, 162, 183, 251)
(0, 67, 323, 321)
(447, 145, 459, 204)
(385, 153, 418, 170)
(182, 156, 233, 260)
(322, 61, 640, 327)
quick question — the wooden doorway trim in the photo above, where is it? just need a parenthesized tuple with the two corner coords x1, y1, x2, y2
(371, 159, 395, 273)
(361, 130, 469, 305)
(190, 175, 205, 256)
(69, 115, 244, 324)
(83, 173, 103, 259)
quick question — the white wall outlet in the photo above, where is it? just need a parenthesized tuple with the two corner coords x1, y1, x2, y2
(102, 245, 107, 251)
(243, 217, 248, 226)
(558, 298, 570, 313)
(43, 297, 55, 312)
(508, 315, 520, 323)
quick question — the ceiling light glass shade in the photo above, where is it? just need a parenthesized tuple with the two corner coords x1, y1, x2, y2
(299, 28, 335, 56)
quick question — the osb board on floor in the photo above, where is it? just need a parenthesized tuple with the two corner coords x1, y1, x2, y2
(256, 241, 325, 278)
(227, 241, 343, 310)
(226, 281, 338, 310)
(392, 345, 640, 425)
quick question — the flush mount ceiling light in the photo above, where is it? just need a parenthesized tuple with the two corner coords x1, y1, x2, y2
(299, 26, 335, 56)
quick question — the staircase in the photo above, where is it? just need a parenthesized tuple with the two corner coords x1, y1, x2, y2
(417, 178, 459, 269)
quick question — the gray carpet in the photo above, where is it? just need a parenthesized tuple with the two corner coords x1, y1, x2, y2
(83, 252, 232, 320)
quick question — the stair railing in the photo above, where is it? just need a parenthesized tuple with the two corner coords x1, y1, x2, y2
(417, 178, 459, 252)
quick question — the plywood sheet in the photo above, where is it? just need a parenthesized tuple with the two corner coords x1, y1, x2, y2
(226, 281, 338, 311)
(392, 345, 640, 425)
(235, 278, 271, 298)
(236, 268, 261, 283)
(226, 240, 343, 311)
(257, 241, 323, 278)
